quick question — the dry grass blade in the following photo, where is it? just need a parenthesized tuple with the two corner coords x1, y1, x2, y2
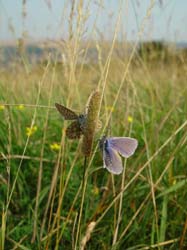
(180, 216, 187, 249)
(80, 221, 96, 250)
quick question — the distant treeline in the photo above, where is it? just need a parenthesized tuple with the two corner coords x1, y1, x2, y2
(0, 40, 187, 66)
(136, 41, 187, 64)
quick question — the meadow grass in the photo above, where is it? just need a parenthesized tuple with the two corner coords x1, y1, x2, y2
(1, 1, 187, 250)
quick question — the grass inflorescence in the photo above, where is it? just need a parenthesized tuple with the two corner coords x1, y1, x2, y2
(81, 90, 101, 157)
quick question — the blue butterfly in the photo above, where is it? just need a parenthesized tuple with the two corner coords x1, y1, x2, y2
(99, 136, 138, 175)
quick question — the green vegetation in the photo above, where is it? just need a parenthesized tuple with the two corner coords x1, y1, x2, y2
(1, 2, 187, 250)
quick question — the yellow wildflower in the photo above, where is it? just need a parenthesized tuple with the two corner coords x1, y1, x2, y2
(106, 106, 114, 112)
(0, 105, 5, 111)
(17, 104, 25, 110)
(26, 126, 37, 136)
(50, 143, 61, 151)
(172, 179, 176, 185)
(91, 186, 99, 196)
(127, 116, 133, 123)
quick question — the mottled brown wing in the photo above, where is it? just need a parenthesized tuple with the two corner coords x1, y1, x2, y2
(66, 121, 83, 139)
(55, 103, 78, 120)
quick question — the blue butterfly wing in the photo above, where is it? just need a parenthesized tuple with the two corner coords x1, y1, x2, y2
(108, 137, 138, 158)
(103, 145, 123, 175)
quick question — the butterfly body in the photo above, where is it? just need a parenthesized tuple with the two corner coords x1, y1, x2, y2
(100, 136, 138, 175)
(78, 114, 87, 131)
(100, 138, 112, 164)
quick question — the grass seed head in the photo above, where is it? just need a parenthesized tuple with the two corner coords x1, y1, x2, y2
(82, 90, 101, 156)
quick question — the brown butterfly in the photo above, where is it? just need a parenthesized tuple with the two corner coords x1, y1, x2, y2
(55, 103, 86, 139)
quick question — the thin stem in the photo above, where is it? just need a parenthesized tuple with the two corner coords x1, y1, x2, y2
(74, 156, 87, 250)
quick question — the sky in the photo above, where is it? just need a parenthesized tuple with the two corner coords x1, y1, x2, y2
(0, 0, 187, 43)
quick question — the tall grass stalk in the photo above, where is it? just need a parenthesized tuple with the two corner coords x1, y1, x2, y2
(2, 60, 50, 250)
(112, 90, 134, 246)
(32, 62, 56, 243)
(74, 156, 88, 250)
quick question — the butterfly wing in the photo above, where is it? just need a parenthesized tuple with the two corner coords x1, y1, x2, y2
(103, 144, 123, 175)
(55, 103, 78, 120)
(66, 121, 83, 139)
(108, 137, 138, 158)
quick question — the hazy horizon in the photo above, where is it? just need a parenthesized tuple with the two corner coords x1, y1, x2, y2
(1, 0, 187, 43)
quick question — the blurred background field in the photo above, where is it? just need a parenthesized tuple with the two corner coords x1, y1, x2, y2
(0, 1, 187, 249)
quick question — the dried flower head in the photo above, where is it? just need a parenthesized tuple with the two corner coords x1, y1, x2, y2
(82, 90, 101, 156)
